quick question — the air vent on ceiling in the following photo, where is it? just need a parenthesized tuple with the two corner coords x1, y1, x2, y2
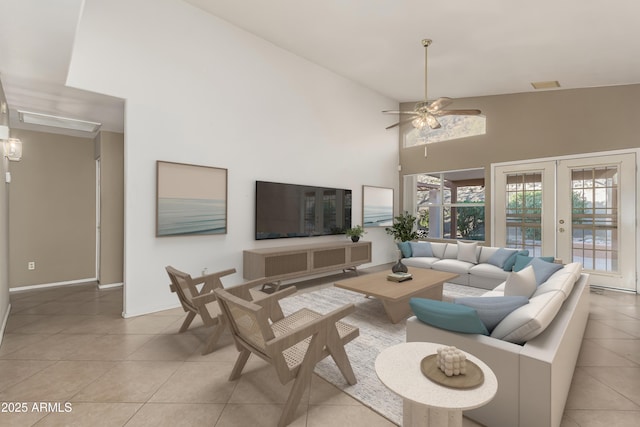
(531, 81, 561, 90)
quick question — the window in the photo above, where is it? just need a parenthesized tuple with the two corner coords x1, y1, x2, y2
(404, 116, 486, 148)
(407, 169, 485, 241)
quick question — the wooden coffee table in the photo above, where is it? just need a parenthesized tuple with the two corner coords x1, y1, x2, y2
(334, 267, 458, 323)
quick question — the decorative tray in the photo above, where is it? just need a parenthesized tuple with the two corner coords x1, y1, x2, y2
(420, 354, 484, 389)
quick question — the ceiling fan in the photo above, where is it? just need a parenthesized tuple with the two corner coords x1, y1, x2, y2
(383, 39, 481, 130)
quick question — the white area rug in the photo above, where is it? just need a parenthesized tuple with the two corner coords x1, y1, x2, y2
(278, 283, 486, 425)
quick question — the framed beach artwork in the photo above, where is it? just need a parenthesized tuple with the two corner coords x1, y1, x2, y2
(362, 185, 394, 228)
(156, 161, 227, 237)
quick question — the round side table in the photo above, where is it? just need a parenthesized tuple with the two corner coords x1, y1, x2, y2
(375, 342, 497, 427)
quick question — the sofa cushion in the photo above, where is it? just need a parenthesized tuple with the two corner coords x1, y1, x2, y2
(457, 241, 479, 264)
(454, 296, 529, 332)
(409, 241, 432, 257)
(402, 256, 440, 269)
(409, 298, 489, 335)
(432, 259, 475, 275)
(443, 243, 458, 259)
(529, 257, 564, 285)
(533, 262, 582, 299)
(398, 241, 412, 258)
(469, 263, 510, 281)
(478, 246, 499, 264)
(503, 250, 529, 271)
(504, 265, 537, 298)
(430, 242, 448, 258)
(513, 254, 555, 272)
(490, 290, 565, 344)
(487, 248, 519, 269)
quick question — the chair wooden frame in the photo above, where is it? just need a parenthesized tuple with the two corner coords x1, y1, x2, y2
(165, 266, 234, 355)
(214, 282, 359, 427)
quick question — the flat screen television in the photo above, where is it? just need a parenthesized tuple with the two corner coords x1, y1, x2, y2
(255, 180, 352, 240)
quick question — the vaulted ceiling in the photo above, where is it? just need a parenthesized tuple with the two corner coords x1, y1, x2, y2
(1, 0, 639, 136)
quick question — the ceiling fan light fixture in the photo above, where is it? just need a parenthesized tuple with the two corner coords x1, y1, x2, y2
(412, 117, 426, 129)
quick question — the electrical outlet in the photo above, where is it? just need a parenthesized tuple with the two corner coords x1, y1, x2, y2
(28, 261, 36, 270)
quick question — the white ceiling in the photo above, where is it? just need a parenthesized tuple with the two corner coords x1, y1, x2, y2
(1, 0, 639, 136)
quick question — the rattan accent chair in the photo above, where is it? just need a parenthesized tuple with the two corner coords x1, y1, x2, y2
(214, 283, 359, 427)
(165, 266, 233, 355)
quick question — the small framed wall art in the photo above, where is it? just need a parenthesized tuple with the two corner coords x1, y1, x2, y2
(156, 161, 227, 237)
(362, 185, 394, 228)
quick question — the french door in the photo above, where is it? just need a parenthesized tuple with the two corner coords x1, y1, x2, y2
(494, 153, 636, 291)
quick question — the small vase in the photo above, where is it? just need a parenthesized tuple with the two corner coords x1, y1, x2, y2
(391, 259, 408, 273)
(351, 236, 360, 242)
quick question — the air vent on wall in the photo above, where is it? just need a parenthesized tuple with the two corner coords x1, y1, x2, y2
(18, 110, 102, 133)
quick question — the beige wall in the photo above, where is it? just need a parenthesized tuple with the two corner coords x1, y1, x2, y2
(399, 84, 640, 244)
(0, 79, 10, 330)
(9, 129, 96, 288)
(96, 131, 124, 286)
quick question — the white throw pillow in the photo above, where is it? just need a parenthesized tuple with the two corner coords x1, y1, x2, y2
(504, 265, 537, 298)
(457, 241, 478, 264)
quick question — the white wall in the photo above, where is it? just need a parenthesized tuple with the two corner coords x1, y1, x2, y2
(67, 0, 399, 316)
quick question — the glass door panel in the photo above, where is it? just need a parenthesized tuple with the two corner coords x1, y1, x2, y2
(557, 154, 635, 291)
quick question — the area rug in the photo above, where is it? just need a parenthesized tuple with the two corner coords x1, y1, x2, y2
(278, 283, 486, 425)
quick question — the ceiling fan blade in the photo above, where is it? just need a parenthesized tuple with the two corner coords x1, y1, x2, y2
(435, 109, 482, 117)
(382, 110, 419, 115)
(385, 118, 415, 130)
(427, 97, 453, 112)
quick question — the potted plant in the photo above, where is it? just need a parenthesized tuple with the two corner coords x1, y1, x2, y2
(345, 225, 365, 242)
(385, 211, 418, 242)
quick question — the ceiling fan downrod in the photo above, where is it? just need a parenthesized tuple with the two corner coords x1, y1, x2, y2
(422, 39, 432, 102)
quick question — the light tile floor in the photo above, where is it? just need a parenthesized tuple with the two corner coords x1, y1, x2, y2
(0, 273, 638, 427)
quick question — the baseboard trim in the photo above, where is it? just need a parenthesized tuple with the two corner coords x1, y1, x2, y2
(9, 278, 97, 293)
(98, 282, 123, 290)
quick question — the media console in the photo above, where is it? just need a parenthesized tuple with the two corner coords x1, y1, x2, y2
(243, 240, 372, 290)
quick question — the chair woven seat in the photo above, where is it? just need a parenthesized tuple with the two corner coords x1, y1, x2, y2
(273, 308, 358, 370)
(215, 284, 359, 427)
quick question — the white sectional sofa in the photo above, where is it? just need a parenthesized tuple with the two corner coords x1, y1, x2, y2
(404, 244, 590, 427)
(401, 241, 527, 289)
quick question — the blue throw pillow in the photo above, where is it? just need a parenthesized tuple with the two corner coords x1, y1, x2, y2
(397, 241, 412, 258)
(409, 298, 489, 335)
(409, 241, 433, 257)
(513, 254, 554, 272)
(529, 257, 564, 285)
(487, 248, 519, 269)
(503, 250, 529, 271)
(454, 296, 529, 331)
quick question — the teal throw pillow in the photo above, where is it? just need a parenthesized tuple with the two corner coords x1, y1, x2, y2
(397, 241, 412, 258)
(487, 248, 519, 269)
(409, 298, 489, 335)
(454, 296, 529, 332)
(503, 250, 529, 271)
(513, 254, 554, 272)
(409, 241, 433, 257)
(529, 257, 564, 285)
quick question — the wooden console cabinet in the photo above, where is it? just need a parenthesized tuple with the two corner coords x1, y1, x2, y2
(243, 241, 372, 286)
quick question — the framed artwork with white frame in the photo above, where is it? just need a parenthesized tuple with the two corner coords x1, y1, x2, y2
(362, 185, 394, 228)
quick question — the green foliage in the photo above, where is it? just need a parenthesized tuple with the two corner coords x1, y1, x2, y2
(345, 225, 365, 238)
(385, 211, 418, 242)
(456, 206, 485, 240)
